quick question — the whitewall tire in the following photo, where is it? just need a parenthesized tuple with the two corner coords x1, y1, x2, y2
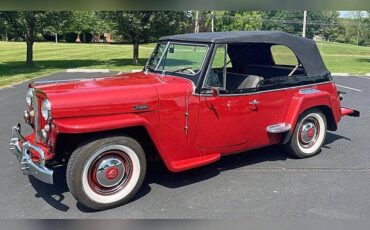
(67, 135, 146, 210)
(285, 108, 327, 158)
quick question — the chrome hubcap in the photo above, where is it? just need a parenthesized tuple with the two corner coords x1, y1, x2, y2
(88, 150, 133, 195)
(96, 158, 125, 188)
(298, 117, 319, 148)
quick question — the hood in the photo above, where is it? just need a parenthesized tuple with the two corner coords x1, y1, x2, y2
(33, 72, 165, 119)
(33, 72, 195, 119)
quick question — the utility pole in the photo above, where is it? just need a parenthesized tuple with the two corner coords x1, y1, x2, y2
(5, 22, 8, 42)
(211, 11, 215, 32)
(194, 11, 199, 34)
(302, 10, 307, 37)
(55, 33, 58, 43)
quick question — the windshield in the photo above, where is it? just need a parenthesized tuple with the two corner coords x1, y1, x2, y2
(145, 42, 208, 78)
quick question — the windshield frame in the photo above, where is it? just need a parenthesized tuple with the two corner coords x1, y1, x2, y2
(145, 41, 210, 78)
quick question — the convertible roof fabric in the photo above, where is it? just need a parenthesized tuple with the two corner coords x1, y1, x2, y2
(159, 31, 329, 77)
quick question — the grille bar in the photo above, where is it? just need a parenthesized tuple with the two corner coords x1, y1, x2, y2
(32, 90, 40, 140)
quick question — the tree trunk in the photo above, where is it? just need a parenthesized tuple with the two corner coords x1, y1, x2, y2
(133, 42, 139, 65)
(26, 41, 34, 66)
(83, 33, 86, 43)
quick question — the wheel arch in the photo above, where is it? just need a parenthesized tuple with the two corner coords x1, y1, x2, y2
(282, 94, 337, 145)
(315, 105, 337, 131)
(54, 125, 163, 166)
(283, 105, 331, 144)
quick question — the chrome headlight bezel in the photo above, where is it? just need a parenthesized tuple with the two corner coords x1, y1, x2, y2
(26, 88, 34, 106)
(41, 99, 52, 121)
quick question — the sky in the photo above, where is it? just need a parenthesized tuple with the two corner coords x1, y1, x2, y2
(338, 11, 369, 18)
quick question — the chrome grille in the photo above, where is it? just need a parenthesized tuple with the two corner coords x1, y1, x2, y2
(32, 90, 41, 140)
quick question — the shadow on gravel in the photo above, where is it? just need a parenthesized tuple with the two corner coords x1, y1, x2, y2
(27, 132, 350, 212)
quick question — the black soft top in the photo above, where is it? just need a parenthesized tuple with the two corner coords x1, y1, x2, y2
(159, 31, 329, 77)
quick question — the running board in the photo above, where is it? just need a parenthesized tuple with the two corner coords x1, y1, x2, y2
(266, 123, 291, 133)
(169, 154, 221, 172)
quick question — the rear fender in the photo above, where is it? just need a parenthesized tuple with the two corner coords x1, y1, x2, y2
(282, 90, 337, 144)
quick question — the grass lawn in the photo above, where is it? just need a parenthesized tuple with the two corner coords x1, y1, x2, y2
(0, 42, 155, 87)
(0, 40, 369, 88)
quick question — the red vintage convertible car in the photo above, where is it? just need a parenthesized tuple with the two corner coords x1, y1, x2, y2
(10, 31, 359, 210)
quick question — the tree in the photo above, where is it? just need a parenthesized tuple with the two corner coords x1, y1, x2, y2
(351, 11, 367, 45)
(262, 11, 304, 36)
(0, 11, 59, 66)
(205, 11, 262, 32)
(319, 11, 342, 41)
(43, 11, 73, 43)
(103, 11, 190, 65)
(67, 11, 98, 42)
(262, 11, 326, 38)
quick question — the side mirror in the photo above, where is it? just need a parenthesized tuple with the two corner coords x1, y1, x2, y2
(211, 87, 220, 96)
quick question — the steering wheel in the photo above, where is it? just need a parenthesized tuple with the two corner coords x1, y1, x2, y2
(181, 68, 196, 75)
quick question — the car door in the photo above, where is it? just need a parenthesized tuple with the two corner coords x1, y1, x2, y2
(196, 44, 257, 149)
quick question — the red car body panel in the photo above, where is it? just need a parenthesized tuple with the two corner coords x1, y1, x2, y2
(26, 70, 350, 173)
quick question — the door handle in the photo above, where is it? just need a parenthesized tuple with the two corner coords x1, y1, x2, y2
(248, 99, 259, 111)
(249, 99, 259, 105)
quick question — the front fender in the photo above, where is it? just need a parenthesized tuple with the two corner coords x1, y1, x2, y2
(52, 112, 177, 173)
(53, 113, 153, 134)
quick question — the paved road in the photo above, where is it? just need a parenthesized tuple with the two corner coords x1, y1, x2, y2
(0, 73, 369, 219)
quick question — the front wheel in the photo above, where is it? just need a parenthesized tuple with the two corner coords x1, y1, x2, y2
(284, 109, 327, 158)
(66, 135, 146, 210)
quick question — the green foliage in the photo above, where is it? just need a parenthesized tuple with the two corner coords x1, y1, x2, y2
(0, 12, 53, 42)
(101, 11, 190, 43)
(319, 11, 342, 41)
(0, 11, 64, 65)
(205, 11, 262, 32)
(100, 11, 191, 64)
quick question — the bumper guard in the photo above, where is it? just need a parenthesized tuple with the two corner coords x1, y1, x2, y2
(9, 124, 53, 184)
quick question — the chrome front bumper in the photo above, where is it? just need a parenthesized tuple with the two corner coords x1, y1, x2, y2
(9, 124, 53, 184)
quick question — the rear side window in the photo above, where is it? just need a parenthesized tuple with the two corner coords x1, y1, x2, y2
(271, 45, 298, 66)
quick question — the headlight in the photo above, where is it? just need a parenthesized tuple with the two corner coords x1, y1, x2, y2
(41, 99, 51, 120)
(26, 88, 33, 106)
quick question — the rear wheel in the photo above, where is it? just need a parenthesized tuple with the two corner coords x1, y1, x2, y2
(66, 135, 146, 210)
(284, 109, 327, 158)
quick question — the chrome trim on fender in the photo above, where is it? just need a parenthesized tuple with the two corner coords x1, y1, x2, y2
(266, 123, 292, 134)
(9, 124, 53, 184)
(299, 88, 320, 94)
